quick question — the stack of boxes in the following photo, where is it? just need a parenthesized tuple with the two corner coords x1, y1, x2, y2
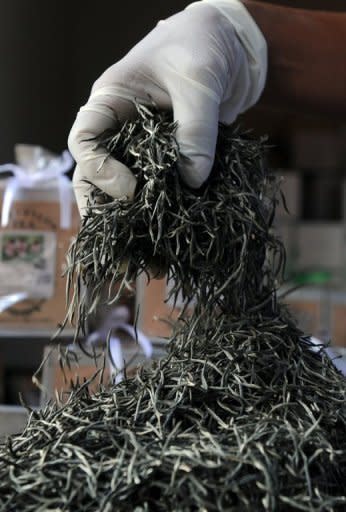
(275, 128, 346, 348)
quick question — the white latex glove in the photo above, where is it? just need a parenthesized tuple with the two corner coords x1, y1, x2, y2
(68, 0, 267, 214)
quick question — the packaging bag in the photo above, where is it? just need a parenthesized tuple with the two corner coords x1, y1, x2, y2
(0, 145, 79, 333)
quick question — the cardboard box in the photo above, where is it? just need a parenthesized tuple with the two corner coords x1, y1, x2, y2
(286, 298, 322, 338)
(284, 287, 346, 348)
(296, 222, 345, 270)
(0, 191, 80, 333)
(41, 338, 167, 404)
(332, 304, 346, 347)
(136, 274, 193, 340)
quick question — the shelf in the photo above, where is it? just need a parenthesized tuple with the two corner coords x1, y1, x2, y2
(0, 328, 75, 340)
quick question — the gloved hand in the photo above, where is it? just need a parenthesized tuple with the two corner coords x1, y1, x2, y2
(68, 0, 267, 215)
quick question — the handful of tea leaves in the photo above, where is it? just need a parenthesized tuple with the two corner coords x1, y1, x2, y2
(0, 105, 345, 512)
(65, 104, 284, 338)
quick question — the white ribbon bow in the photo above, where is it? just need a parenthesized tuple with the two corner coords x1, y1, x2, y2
(0, 150, 74, 229)
(108, 324, 153, 384)
(86, 306, 153, 384)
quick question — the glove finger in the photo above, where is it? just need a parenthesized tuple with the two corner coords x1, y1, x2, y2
(168, 83, 220, 189)
(68, 98, 137, 216)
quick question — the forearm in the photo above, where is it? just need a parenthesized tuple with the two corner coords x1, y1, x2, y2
(243, 1, 346, 115)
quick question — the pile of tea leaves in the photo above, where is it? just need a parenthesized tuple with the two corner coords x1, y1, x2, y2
(0, 105, 345, 512)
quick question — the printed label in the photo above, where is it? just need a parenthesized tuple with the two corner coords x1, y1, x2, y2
(0, 230, 56, 300)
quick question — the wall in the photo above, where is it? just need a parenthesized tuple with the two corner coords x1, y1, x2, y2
(1, 1, 344, 163)
(0, 0, 189, 162)
(0, 1, 73, 160)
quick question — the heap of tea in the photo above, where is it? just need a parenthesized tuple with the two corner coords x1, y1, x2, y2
(0, 105, 345, 511)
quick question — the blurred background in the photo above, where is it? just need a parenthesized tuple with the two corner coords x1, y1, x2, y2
(0, 0, 345, 422)
(0, 0, 345, 161)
